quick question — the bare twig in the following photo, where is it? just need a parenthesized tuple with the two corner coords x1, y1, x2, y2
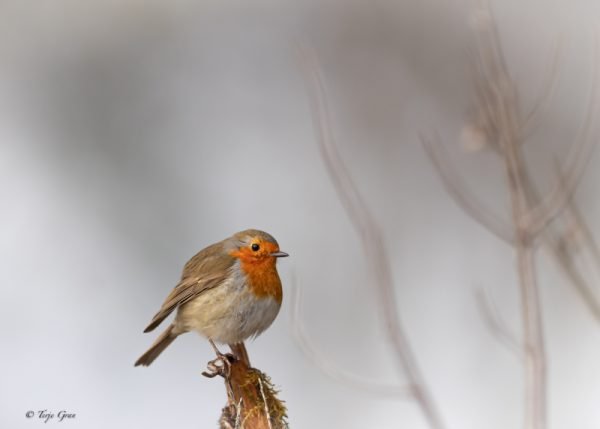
(527, 43, 599, 236)
(520, 36, 565, 140)
(547, 230, 600, 322)
(423, 132, 514, 244)
(541, 167, 600, 322)
(515, 153, 600, 322)
(234, 398, 243, 429)
(258, 378, 273, 429)
(561, 195, 600, 269)
(475, 286, 522, 358)
(290, 277, 411, 397)
(426, 2, 578, 427)
(461, 5, 599, 429)
(474, 6, 549, 428)
(299, 45, 446, 429)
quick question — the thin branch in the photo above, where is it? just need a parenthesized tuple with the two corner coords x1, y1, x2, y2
(299, 45, 446, 429)
(547, 231, 600, 322)
(514, 244, 547, 429)
(528, 37, 599, 236)
(520, 36, 565, 140)
(509, 112, 600, 323)
(541, 166, 600, 322)
(467, 3, 549, 427)
(290, 277, 411, 398)
(473, 0, 512, 96)
(234, 398, 243, 429)
(258, 378, 273, 429)
(422, 133, 514, 244)
(564, 196, 600, 269)
(475, 286, 522, 358)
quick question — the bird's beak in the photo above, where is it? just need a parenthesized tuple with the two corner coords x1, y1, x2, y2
(270, 251, 289, 258)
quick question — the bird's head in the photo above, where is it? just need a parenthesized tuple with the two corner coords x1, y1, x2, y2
(228, 229, 288, 266)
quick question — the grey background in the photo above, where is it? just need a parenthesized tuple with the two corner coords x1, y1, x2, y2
(1, 0, 599, 428)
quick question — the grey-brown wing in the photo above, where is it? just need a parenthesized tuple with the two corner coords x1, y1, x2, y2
(142, 273, 224, 332)
(142, 242, 235, 333)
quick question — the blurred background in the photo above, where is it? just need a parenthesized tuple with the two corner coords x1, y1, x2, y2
(1, 0, 599, 428)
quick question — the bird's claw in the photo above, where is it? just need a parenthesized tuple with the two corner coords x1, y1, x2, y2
(202, 353, 235, 378)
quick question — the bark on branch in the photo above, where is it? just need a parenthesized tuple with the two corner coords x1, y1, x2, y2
(207, 344, 288, 429)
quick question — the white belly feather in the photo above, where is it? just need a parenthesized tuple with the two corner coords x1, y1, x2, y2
(173, 273, 281, 344)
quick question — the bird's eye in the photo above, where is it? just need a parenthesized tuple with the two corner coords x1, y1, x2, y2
(251, 243, 260, 251)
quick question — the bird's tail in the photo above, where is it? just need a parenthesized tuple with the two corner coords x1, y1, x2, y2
(135, 324, 178, 367)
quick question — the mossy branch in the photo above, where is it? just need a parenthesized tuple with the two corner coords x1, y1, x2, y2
(205, 343, 288, 429)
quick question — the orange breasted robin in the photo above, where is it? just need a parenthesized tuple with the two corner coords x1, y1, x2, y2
(134, 229, 288, 367)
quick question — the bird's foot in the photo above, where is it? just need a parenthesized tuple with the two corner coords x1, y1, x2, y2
(202, 353, 236, 378)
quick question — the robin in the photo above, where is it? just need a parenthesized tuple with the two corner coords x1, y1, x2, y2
(134, 229, 288, 367)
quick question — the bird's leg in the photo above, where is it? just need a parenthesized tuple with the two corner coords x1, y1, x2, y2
(202, 339, 235, 378)
(208, 339, 223, 355)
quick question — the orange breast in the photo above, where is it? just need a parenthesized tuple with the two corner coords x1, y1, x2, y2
(239, 260, 283, 304)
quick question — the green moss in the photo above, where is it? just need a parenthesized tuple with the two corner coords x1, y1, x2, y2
(244, 369, 288, 428)
(219, 368, 289, 429)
